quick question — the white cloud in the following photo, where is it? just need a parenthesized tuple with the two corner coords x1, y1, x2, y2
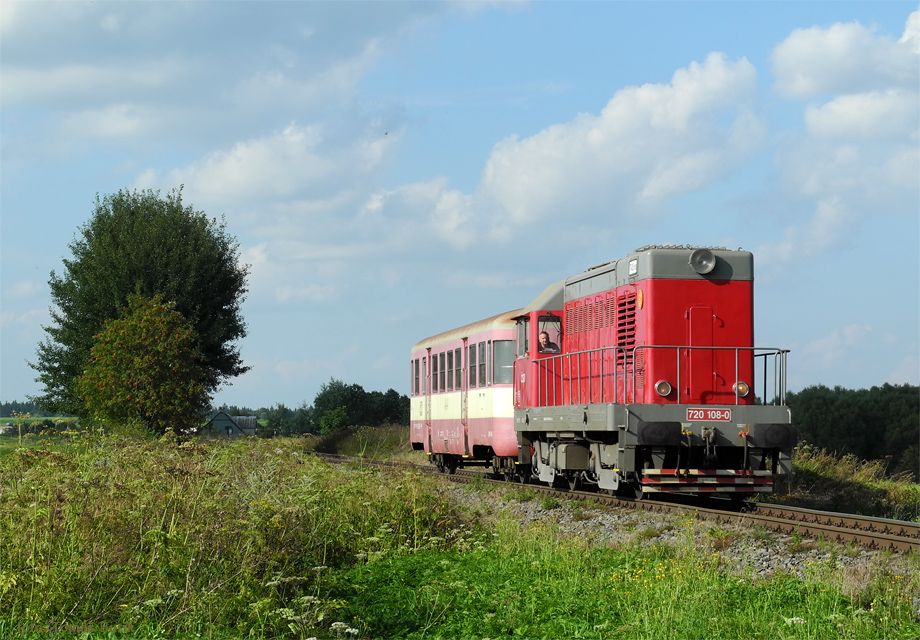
(444, 271, 546, 289)
(0, 0, 18, 35)
(5, 280, 40, 299)
(356, 53, 763, 261)
(135, 123, 396, 210)
(772, 14, 919, 97)
(765, 12, 919, 268)
(230, 40, 380, 112)
(800, 323, 872, 371)
(0, 308, 46, 330)
(100, 13, 122, 32)
(275, 284, 336, 303)
(900, 9, 920, 53)
(758, 197, 853, 265)
(804, 90, 919, 141)
(886, 353, 919, 385)
(61, 103, 156, 139)
(0, 60, 187, 107)
(476, 53, 761, 233)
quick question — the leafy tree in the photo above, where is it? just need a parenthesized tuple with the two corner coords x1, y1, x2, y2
(33, 188, 248, 416)
(313, 378, 367, 429)
(291, 402, 315, 434)
(318, 405, 348, 436)
(76, 294, 209, 435)
(312, 378, 410, 435)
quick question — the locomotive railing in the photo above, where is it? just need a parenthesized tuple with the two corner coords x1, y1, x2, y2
(530, 345, 789, 407)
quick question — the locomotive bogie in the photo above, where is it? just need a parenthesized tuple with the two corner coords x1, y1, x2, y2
(517, 401, 793, 493)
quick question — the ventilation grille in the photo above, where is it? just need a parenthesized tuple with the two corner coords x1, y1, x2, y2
(616, 291, 637, 366)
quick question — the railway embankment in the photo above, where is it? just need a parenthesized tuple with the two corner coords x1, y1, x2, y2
(445, 479, 917, 580)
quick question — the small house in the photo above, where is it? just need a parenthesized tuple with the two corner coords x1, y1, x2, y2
(201, 411, 258, 438)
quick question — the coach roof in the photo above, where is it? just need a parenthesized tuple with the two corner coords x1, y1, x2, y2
(412, 308, 521, 352)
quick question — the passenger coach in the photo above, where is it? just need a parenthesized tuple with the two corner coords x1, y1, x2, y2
(410, 245, 796, 498)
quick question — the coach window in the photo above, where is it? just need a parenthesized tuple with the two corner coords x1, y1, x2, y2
(478, 342, 486, 386)
(432, 355, 439, 392)
(469, 345, 477, 388)
(446, 351, 454, 391)
(439, 352, 446, 391)
(493, 340, 514, 384)
(538, 315, 562, 353)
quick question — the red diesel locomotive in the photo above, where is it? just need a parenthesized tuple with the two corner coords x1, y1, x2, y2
(409, 245, 795, 498)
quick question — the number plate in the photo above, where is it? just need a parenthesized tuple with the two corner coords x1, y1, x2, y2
(685, 408, 732, 422)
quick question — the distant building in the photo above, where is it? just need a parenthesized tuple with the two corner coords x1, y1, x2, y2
(201, 411, 258, 438)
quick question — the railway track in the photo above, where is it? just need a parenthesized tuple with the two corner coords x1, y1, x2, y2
(314, 453, 920, 553)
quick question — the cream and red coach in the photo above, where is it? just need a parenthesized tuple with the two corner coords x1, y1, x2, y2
(410, 245, 796, 497)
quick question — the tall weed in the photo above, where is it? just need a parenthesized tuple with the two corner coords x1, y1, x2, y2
(0, 436, 461, 637)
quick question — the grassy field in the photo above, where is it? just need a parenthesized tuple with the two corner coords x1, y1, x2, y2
(1, 434, 918, 639)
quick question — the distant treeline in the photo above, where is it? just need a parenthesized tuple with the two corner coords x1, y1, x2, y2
(0, 401, 58, 418)
(786, 383, 918, 480)
(5, 383, 917, 479)
(217, 378, 409, 437)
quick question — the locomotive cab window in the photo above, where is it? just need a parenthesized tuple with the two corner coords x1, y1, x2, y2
(537, 315, 562, 354)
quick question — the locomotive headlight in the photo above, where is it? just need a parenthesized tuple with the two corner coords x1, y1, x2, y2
(733, 381, 750, 397)
(655, 379, 672, 397)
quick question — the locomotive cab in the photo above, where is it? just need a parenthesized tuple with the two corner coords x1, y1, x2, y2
(513, 311, 563, 409)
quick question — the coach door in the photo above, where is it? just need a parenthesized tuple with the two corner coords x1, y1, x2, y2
(461, 337, 469, 427)
(687, 306, 714, 402)
(424, 348, 432, 451)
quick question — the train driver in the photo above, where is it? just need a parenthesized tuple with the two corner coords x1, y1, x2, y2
(538, 331, 560, 353)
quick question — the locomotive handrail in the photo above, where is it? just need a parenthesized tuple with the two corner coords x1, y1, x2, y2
(630, 345, 789, 406)
(529, 345, 789, 407)
(532, 346, 628, 406)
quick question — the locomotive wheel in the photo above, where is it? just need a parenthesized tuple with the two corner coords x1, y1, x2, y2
(627, 481, 648, 501)
(516, 465, 530, 484)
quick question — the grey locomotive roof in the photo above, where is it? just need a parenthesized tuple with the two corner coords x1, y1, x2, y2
(565, 245, 753, 301)
(520, 278, 564, 313)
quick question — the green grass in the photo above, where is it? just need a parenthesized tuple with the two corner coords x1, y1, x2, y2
(784, 444, 920, 521)
(313, 424, 424, 463)
(0, 435, 464, 638)
(331, 519, 920, 639)
(0, 435, 46, 458)
(2, 435, 918, 639)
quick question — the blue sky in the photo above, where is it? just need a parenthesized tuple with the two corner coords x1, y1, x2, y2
(1, 1, 917, 409)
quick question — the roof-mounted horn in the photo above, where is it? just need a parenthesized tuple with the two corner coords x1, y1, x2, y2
(688, 248, 717, 275)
